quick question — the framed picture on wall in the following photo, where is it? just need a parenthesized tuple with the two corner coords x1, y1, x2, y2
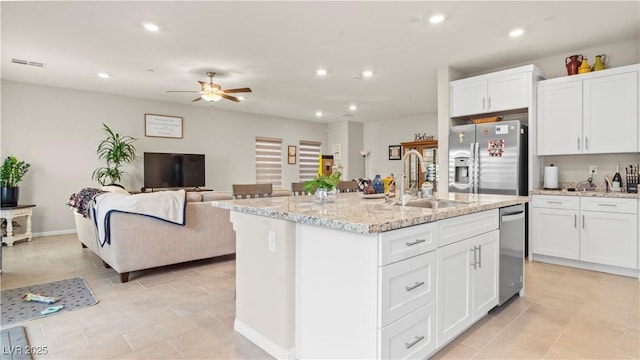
(144, 113, 183, 139)
(288, 145, 297, 164)
(388, 145, 401, 160)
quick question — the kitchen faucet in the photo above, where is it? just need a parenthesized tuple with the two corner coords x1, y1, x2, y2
(397, 149, 427, 205)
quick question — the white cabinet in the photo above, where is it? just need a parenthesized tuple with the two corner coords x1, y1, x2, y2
(537, 65, 639, 155)
(532, 195, 638, 271)
(436, 210, 499, 347)
(580, 197, 638, 269)
(450, 66, 537, 117)
(536, 81, 582, 155)
(531, 195, 580, 259)
(583, 72, 639, 153)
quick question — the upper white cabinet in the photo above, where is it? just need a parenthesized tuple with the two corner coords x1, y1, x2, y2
(537, 64, 639, 155)
(450, 65, 541, 118)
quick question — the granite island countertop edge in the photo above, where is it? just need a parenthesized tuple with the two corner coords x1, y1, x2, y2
(211, 193, 529, 234)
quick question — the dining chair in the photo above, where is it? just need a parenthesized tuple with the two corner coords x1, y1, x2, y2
(232, 183, 273, 199)
(336, 180, 359, 193)
(291, 182, 307, 195)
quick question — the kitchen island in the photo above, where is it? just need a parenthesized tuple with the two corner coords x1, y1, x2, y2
(211, 192, 528, 359)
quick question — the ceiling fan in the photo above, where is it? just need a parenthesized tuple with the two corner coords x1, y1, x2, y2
(167, 72, 252, 103)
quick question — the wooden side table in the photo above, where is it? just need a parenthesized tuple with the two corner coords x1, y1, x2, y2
(1, 204, 36, 246)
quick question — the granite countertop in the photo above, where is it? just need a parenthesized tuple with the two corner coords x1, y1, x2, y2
(210, 192, 528, 234)
(530, 188, 640, 199)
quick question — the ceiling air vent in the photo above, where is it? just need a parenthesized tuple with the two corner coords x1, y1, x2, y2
(11, 58, 46, 68)
(340, 113, 354, 117)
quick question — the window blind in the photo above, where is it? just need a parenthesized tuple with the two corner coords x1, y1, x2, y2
(299, 140, 321, 181)
(255, 136, 282, 187)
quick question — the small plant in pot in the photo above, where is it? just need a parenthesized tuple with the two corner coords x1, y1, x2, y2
(304, 171, 341, 204)
(0, 156, 31, 206)
(92, 123, 137, 186)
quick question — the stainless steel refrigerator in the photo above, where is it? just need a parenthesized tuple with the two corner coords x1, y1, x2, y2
(448, 120, 527, 196)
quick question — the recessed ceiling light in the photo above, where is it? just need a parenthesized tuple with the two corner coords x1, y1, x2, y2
(509, 28, 524, 38)
(316, 68, 328, 76)
(362, 70, 373, 78)
(237, 96, 245, 101)
(315, 111, 323, 117)
(429, 14, 445, 24)
(97, 72, 111, 79)
(143, 23, 160, 32)
(349, 104, 357, 111)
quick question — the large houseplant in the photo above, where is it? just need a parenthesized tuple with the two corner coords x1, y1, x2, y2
(0, 155, 31, 206)
(92, 123, 137, 186)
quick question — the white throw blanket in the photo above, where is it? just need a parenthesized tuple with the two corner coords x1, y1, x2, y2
(92, 189, 186, 246)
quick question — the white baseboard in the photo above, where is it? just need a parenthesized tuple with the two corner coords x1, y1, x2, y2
(532, 254, 640, 279)
(234, 318, 296, 360)
(33, 229, 76, 238)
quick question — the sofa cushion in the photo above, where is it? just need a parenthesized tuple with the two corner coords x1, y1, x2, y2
(187, 193, 203, 202)
(201, 191, 233, 201)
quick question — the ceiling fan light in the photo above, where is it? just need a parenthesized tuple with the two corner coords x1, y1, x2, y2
(201, 94, 222, 102)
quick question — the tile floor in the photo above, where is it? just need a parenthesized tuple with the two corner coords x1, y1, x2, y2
(1, 234, 639, 359)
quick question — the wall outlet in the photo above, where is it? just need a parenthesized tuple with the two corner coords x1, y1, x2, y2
(267, 231, 277, 252)
(589, 165, 598, 175)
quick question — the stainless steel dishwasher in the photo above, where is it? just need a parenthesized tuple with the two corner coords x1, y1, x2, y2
(499, 204, 525, 305)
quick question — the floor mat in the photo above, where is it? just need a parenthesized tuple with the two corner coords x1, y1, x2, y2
(0, 326, 32, 360)
(1, 277, 98, 325)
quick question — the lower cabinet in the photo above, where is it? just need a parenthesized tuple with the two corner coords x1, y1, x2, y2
(436, 229, 499, 347)
(532, 195, 639, 271)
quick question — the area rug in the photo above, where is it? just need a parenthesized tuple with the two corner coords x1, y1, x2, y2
(1, 277, 98, 325)
(0, 326, 32, 360)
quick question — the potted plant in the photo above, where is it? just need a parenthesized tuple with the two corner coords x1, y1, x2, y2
(92, 123, 137, 186)
(0, 155, 31, 206)
(304, 171, 342, 204)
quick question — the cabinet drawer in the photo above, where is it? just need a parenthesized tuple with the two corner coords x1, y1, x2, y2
(438, 209, 498, 247)
(580, 197, 637, 214)
(379, 302, 436, 360)
(531, 195, 579, 210)
(379, 251, 436, 328)
(379, 222, 437, 266)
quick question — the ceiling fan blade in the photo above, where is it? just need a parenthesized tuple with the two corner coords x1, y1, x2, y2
(223, 87, 252, 93)
(167, 90, 200, 93)
(221, 94, 240, 102)
(192, 96, 203, 102)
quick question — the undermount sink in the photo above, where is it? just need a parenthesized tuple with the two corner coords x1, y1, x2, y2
(396, 199, 466, 209)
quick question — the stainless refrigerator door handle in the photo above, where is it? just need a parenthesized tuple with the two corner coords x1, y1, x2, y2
(469, 142, 475, 194)
(474, 142, 480, 193)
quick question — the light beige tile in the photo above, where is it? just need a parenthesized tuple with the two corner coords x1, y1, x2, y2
(51, 334, 132, 359)
(494, 312, 564, 356)
(473, 339, 544, 359)
(430, 340, 479, 360)
(112, 340, 182, 359)
(545, 322, 624, 359)
(618, 330, 640, 358)
(122, 316, 199, 350)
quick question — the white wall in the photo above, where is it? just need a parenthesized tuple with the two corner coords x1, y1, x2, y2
(1, 80, 328, 234)
(363, 113, 438, 179)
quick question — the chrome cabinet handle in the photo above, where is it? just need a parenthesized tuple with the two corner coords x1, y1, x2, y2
(404, 335, 425, 349)
(478, 244, 482, 268)
(582, 215, 585, 229)
(482, 98, 486, 110)
(405, 239, 426, 247)
(585, 137, 589, 150)
(405, 281, 425, 292)
(470, 248, 477, 269)
(574, 214, 577, 228)
(577, 137, 581, 150)
(597, 203, 617, 207)
(546, 201, 562, 204)
(487, 96, 492, 110)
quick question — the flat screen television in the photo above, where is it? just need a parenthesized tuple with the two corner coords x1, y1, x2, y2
(143, 152, 205, 190)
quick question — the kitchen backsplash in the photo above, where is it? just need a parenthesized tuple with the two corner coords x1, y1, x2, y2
(541, 153, 640, 188)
